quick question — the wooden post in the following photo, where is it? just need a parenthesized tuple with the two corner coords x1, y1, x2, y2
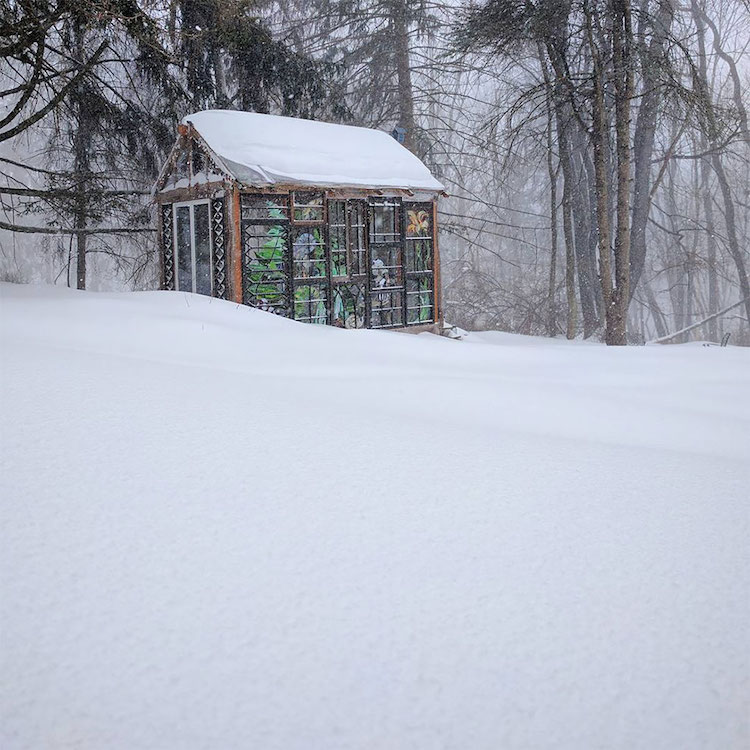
(155, 198, 164, 290)
(432, 199, 442, 327)
(231, 185, 242, 303)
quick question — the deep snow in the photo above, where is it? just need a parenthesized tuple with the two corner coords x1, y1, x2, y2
(1, 283, 748, 750)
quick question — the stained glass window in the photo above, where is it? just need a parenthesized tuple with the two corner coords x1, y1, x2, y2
(329, 200, 348, 277)
(241, 195, 290, 315)
(295, 283, 328, 325)
(332, 283, 366, 328)
(292, 227, 326, 279)
(406, 277, 434, 324)
(370, 200, 401, 244)
(293, 191, 324, 222)
(403, 202, 435, 325)
(348, 201, 367, 277)
(242, 195, 289, 222)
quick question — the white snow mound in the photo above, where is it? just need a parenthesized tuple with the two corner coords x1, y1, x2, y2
(1, 283, 748, 750)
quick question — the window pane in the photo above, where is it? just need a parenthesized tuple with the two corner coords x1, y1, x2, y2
(241, 195, 289, 222)
(194, 203, 212, 295)
(407, 277, 434, 324)
(294, 283, 328, 324)
(293, 191, 324, 222)
(292, 227, 326, 279)
(348, 201, 367, 277)
(370, 289, 403, 328)
(332, 283, 366, 328)
(242, 223, 289, 314)
(370, 201, 400, 244)
(175, 205, 193, 292)
(405, 204, 433, 273)
(329, 200, 348, 277)
(405, 206, 431, 238)
(371, 245, 402, 287)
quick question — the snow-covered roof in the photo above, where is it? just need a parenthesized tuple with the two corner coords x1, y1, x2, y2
(181, 110, 444, 193)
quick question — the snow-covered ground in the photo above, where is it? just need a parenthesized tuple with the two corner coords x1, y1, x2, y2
(1, 282, 748, 750)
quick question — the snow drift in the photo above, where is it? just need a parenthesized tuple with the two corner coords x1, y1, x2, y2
(1, 283, 748, 749)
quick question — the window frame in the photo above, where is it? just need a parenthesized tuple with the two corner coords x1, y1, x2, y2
(240, 193, 292, 316)
(403, 201, 435, 325)
(172, 199, 213, 295)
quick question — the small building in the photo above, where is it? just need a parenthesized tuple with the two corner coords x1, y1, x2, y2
(153, 110, 444, 331)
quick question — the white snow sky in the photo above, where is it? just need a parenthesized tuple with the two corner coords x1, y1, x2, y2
(1, 283, 748, 749)
(182, 110, 445, 191)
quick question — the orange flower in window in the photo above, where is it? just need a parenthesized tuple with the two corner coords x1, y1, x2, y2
(407, 209, 430, 237)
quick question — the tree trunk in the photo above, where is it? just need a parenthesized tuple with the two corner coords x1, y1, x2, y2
(605, 0, 634, 345)
(629, 0, 674, 297)
(710, 153, 750, 325)
(72, 14, 91, 291)
(393, 0, 416, 153)
(690, 0, 750, 327)
(563, 179, 578, 338)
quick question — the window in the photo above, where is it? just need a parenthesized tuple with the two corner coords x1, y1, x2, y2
(328, 200, 348, 278)
(404, 202, 435, 325)
(292, 191, 324, 222)
(348, 201, 367, 277)
(173, 200, 212, 295)
(369, 199, 403, 328)
(369, 200, 400, 244)
(241, 195, 290, 315)
(291, 193, 328, 324)
(292, 227, 326, 279)
(332, 282, 366, 328)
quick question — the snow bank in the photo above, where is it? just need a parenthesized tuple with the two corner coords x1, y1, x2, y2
(182, 110, 444, 192)
(1, 283, 748, 749)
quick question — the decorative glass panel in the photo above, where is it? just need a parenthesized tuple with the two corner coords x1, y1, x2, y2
(371, 244, 402, 287)
(332, 283, 366, 328)
(329, 200, 348, 277)
(406, 277, 434, 324)
(370, 201, 400, 244)
(292, 227, 326, 279)
(175, 205, 192, 291)
(242, 222, 289, 314)
(294, 283, 328, 324)
(161, 204, 175, 291)
(405, 204, 433, 273)
(194, 202, 212, 295)
(370, 289, 403, 328)
(293, 191, 324, 222)
(405, 206, 431, 238)
(242, 195, 289, 222)
(211, 198, 227, 299)
(349, 201, 367, 277)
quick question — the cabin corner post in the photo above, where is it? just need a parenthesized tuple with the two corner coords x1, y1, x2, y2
(432, 199, 442, 327)
(230, 185, 242, 303)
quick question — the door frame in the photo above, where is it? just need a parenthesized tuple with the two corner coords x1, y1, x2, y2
(173, 199, 213, 294)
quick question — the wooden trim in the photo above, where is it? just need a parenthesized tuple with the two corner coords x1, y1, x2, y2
(155, 183, 227, 203)
(231, 186, 242, 303)
(432, 199, 442, 326)
(157, 203, 165, 290)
